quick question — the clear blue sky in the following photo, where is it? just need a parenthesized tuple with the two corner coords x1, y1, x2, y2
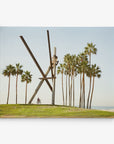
(0, 27, 114, 106)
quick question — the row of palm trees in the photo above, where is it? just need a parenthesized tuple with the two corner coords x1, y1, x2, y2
(57, 43, 101, 109)
(2, 63, 32, 104)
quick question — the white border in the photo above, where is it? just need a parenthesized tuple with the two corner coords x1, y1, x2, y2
(0, 0, 114, 144)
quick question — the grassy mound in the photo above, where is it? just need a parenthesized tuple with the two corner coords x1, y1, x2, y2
(0, 104, 114, 118)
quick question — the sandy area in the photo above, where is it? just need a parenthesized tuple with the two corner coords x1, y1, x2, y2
(102, 109, 114, 112)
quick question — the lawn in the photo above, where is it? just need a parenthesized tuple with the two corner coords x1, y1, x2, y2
(0, 104, 114, 118)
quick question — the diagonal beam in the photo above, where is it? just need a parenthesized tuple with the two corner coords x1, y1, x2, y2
(28, 66, 51, 104)
(52, 47, 57, 105)
(20, 36, 52, 91)
(39, 77, 56, 80)
(47, 30, 53, 79)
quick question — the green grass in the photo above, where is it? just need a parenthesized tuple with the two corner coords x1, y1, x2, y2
(0, 104, 114, 118)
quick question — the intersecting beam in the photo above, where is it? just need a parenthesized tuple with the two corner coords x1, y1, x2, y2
(39, 77, 56, 80)
(20, 36, 52, 91)
(47, 30, 53, 79)
(52, 47, 57, 105)
(28, 66, 51, 104)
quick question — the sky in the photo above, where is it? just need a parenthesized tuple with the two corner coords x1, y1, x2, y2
(0, 27, 114, 106)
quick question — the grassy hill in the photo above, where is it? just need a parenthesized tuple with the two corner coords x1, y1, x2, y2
(0, 104, 114, 118)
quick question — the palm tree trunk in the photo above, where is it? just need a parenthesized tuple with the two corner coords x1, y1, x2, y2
(69, 75, 70, 106)
(89, 76, 95, 109)
(83, 73, 85, 108)
(25, 81, 27, 104)
(73, 74, 75, 107)
(70, 74, 72, 106)
(87, 76, 91, 109)
(62, 73, 64, 105)
(79, 74, 82, 108)
(82, 72, 85, 108)
(16, 74, 18, 104)
(87, 53, 92, 109)
(66, 74, 67, 106)
(89, 53, 91, 65)
(7, 75, 10, 104)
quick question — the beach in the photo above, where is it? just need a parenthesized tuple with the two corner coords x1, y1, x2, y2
(103, 109, 114, 112)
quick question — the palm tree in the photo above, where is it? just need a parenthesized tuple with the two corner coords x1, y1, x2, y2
(70, 69, 73, 106)
(84, 42, 97, 65)
(70, 54, 77, 107)
(2, 64, 16, 104)
(84, 43, 97, 108)
(64, 63, 69, 106)
(77, 53, 88, 108)
(57, 64, 65, 105)
(89, 65, 101, 109)
(76, 55, 83, 108)
(21, 71, 32, 104)
(86, 65, 92, 109)
(64, 54, 72, 106)
(15, 63, 23, 104)
(78, 66, 83, 108)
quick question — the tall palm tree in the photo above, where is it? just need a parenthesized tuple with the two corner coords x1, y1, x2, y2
(21, 71, 32, 104)
(64, 54, 71, 106)
(73, 56, 78, 107)
(57, 64, 65, 105)
(84, 42, 97, 65)
(78, 67, 83, 108)
(86, 64, 92, 109)
(89, 65, 101, 109)
(70, 69, 73, 106)
(2, 64, 15, 104)
(64, 63, 69, 106)
(77, 53, 88, 108)
(84, 43, 97, 108)
(70, 54, 77, 107)
(76, 55, 83, 108)
(15, 63, 23, 104)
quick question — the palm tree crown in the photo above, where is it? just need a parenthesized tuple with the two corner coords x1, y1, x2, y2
(15, 63, 23, 75)
(57, 63, 65, 75)
(21, 71, 32, 83)
(3, 64, 16, 77)
(84, 42, 97, 56)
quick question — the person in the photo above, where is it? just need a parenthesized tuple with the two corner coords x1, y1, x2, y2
(37, 97, 41, 104)
(52, 55, 59, 67)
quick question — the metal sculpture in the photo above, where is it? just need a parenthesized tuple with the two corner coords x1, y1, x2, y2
(20, 30, 58, 105)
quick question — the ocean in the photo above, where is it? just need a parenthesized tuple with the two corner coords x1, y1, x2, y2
(92, 106, 114, 110)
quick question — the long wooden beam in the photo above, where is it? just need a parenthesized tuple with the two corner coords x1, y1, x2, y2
(47, 30, 53, 79)
(28, 66, 51, 104)
(52, 47, 57, 105)
(20, 36, 52, 91)
(39, 77, 56, 80)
